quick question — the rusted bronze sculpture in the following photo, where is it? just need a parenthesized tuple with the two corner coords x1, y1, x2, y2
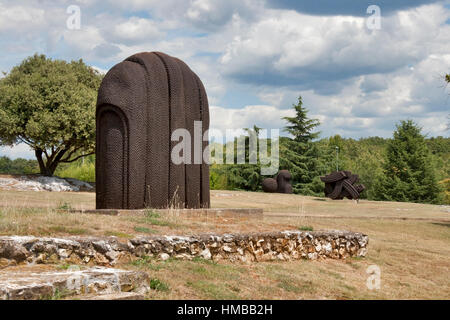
(320, 171, 365, 200)
(262, 170, 293, 194)
(276, 170, 293, 194)
(262, 178, 278, 193)
(96, 52, 210, 209)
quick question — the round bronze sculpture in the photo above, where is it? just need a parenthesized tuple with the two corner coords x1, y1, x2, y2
(276, 170, 293, 194)
(262, 170, 293, 194)
(262, 178, 278, 193)
(96, 52, 210, 209)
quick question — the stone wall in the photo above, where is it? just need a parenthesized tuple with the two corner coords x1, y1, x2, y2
(0, 230, 368, 267)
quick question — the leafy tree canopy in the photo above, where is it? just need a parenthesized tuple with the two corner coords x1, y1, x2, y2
(0, 54, 102, 176)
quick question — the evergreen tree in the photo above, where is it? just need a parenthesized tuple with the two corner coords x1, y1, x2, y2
(280, 96, 326, 195)
(374, 120, 441, 203)
(283, 96, 320, 143)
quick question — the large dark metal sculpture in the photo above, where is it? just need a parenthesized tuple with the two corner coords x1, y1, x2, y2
(320, 171, 365, 200)
(262, 170, 293, 194)
(96, 52, 210, 209)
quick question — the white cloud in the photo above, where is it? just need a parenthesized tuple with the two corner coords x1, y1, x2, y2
(0, 4, 46, 33)
(61, 25, 106, 58)
(220, 4, 450, 89)
(417, 114, 449, 136)
(210, 104, 294, 133)
(0, 0, 448, 141)
(185, 0, 261, 30)
(110, 17, 164, 45)
(104, 0, 262, 31)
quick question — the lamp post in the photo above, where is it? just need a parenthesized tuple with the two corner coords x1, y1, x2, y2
(335, 146, 339, 171)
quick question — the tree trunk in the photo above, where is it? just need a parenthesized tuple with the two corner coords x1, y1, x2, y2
(50, 148, 69, 175)
(35, 148, 68, 176)
(35, 149, 51, 176)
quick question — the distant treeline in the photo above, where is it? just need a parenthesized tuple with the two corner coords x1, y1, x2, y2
(210, 99, 449, 205)
(209, 134, 449, 204)
(0, 156, 39, 175)
(1, 135, 448, 204)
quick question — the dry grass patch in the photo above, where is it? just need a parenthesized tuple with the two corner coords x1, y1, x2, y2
(0, 190, 95, 210)
(117, 216, 450, 299)
(0, 189, 449, 299)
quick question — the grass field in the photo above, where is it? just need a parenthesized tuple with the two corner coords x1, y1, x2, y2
(0, 189, 449, 299)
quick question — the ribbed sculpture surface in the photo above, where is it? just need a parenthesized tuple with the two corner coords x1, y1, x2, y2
(96, 52, 210, 209)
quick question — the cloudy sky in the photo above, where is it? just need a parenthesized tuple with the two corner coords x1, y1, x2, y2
(0, 0, 449, 159)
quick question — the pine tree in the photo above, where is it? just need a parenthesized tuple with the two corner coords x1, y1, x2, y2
(280, 96, 326, 195)
(374, 120, 441, 203)
(283, 97, 320, 143)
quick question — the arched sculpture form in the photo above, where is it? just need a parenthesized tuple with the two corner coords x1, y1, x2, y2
(96, 52, 210, 209)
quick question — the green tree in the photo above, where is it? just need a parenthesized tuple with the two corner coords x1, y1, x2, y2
(0, 156, 39, 174)
(0, 54, 102, 176)
(222, 126, 264, 191)
(374, 120, 441, 203)
(282, 96, 320, 143)
(280, 96, 326, 195)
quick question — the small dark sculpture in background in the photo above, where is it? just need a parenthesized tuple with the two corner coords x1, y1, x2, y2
(96, 52, 210, 209)
(276, 170, 293, 194)
(320, 171, 365, 200)
(262, 170, 293, 194)
(262, 178, 277, 193)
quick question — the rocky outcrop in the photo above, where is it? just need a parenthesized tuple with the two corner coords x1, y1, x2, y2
(0, 230, 368, 266)
(0, 175, 94, 192)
